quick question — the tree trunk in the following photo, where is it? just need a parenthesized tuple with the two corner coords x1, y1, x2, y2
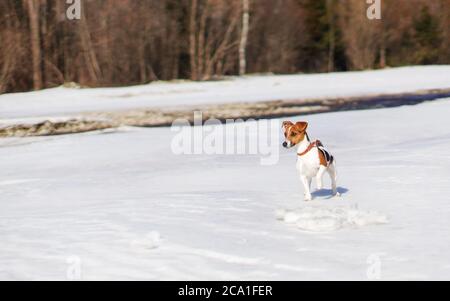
(79, 7, 102, 84)
(197, 0, 209, 79)
(326, 0, 335, 73)
(440, 0, 450, 62)
(379, 33, 386, 68)
(239, 0, 250, 76)
(204, 15, 240, 78)
(189, 0, 198, 80)
(26, 0, 43, 90)
(138, 43, 147, 84)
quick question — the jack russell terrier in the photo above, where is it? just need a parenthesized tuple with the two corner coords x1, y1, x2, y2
(282, 121, 340, 201)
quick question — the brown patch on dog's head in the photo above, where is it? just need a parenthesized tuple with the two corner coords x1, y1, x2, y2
(282, 121, 309, 148)
(282, 121, 294, 128)
(282, 121, 294, 137)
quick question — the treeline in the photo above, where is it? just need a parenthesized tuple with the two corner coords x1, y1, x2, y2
(0, 0, 449, 94)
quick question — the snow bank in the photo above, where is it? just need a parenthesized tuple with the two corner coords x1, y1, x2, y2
(1, 65, 449, 119)
(276, 204, 388, 232)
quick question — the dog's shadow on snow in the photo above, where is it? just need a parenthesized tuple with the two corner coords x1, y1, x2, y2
(312, 187, 349, 199)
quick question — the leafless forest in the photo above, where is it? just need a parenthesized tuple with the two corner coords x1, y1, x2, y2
(0, 0, 449, 94)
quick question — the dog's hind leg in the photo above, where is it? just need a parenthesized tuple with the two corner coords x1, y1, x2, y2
(316, 165, 327, 190)
(327, 162, 340, 197)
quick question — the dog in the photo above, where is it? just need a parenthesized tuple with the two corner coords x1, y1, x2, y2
(282, 121, 339, 201)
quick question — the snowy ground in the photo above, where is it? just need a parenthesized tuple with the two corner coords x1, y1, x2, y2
(1, 97, 450, 280)
(1, 65, 450, 120)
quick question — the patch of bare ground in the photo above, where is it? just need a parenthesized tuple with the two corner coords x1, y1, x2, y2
(1, 88, 449, 137)
(87, 88, 450, 127)
(0, 119, 116, 138)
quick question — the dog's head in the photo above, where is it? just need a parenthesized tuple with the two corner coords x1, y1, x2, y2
(282, 121, 308, 148)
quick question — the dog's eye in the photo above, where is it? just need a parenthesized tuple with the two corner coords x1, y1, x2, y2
(291, 132, 297, 137)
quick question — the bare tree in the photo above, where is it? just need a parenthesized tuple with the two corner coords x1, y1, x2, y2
(326, 0, 335, 72)
(0, 30, 19, 93)
(25, 0, 43, 90)
(248, 0, 305, 74)
(239, 0, 250, 75)
(439, 0, 450, 62)
(79, 6, 102, 84)
(188, 0, 241, 80)
(189, 0, 199, 80)
(338, 0, 380, 70)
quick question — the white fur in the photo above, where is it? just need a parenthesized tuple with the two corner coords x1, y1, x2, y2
(293, 136, 339, 201)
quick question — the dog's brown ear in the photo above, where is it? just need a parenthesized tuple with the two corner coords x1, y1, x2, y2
(282, 121, 293, 129)
(295, 121, 308, 132)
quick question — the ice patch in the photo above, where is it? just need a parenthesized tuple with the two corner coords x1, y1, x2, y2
(276, 204, 388, 232)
